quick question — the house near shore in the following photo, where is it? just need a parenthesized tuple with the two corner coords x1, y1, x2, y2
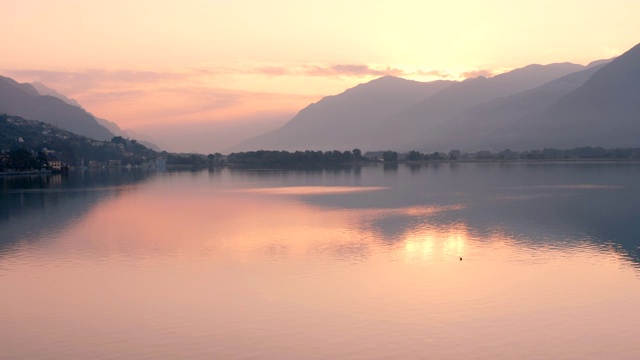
(49, 160, 62, 171)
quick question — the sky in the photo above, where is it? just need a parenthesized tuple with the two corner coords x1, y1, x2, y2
(2, 0, 639, 152)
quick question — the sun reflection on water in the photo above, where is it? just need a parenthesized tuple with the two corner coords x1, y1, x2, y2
(403, 224, 468, 262)
(2, 168, 640, 359)
(236, 186, 387, 195)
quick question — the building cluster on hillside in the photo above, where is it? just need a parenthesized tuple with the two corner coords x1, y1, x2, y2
(85, 157, 166, 171)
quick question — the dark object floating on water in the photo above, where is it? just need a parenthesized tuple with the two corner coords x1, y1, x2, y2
(459, 257, 463, 261)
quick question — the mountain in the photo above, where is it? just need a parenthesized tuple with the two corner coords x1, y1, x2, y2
(454, 43, 640, 150)
(92, 117, 161, 151)
(233, 63, 586, 152)
(0, 114, 158, 166)
(121, 128, 163, 151)
(0, 75, 114, 140)
(422, 62, 611, 151)
(231, 76, 455, 151)
(29, 81, 162, 150)
(369, 62, 587, 150)
(31, 82, 126, 136)
(399, 62, 586, 124)
(31, 82, 126, 135)
(31, 82, 84, 108)
(523, 42, 640, 148)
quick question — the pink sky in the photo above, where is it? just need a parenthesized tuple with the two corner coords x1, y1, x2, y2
(2, 0, 638, 152)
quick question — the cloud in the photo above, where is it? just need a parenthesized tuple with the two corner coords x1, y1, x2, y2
(78, 89, 148, 102)
(4, 64, 451, 91)
(256, 66, 291, 76)
(413, 69, 452, 78)
(304, 64, 406, 77)
(5, 68, 185, 84)
(3, 67, 293, 122)
(3, 68, 190, 96)
(242, 64, 409, 78)
(1, 63, 455, 134)
(461, 69, 494, 79)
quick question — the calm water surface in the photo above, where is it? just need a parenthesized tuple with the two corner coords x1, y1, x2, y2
(1, 163, 640, 359)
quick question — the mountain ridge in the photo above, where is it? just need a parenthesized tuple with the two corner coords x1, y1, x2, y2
(481, 43, 640, 150)
(28, 80, 162, 150)
(230, 76, 455, 151)
(0, 75, 115, 141)
(420, 61, 611, 151)
(233, 61, 590, 152)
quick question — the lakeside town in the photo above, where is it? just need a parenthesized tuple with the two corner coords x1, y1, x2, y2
(5, 111, 640, 176)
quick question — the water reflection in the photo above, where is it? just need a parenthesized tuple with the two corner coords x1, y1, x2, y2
(0, 169, 154, 256)
(402, 223, 468, 263)
(224, 163, 640, 266)
(1, 164, 640, 359)
(3, 163, 638, 265)
(237, 186, 387, 195)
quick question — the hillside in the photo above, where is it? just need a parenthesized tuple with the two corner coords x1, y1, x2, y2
(421, 62, 610, 151)
(30, 81, 162, 151)
(31, 82, 84, 108)
(0, 75, 115, 140)
(458, 42, 640, 150)
(231, 76, 455, 151)
(232, 63, 586, 152)
(0, 114, 158, 166)
(367, 62, 588, 150)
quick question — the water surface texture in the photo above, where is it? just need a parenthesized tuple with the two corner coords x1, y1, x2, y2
(2, 163, 640, 359)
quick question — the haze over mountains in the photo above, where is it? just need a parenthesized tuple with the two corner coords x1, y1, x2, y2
(232, 77, 454, 151)
(371, 62, 588, 150)
(233, 42, 640, 153)
(0, 77, 161, 150)
(426, 61, 609, 151)
(2, 41, 639, 154)
(31, 82, 126, 137)
(0, 75, 114, 141)
(501, 43, 640, 150)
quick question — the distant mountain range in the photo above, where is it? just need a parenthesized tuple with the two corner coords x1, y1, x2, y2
(0, 75, 115, 140)
(0, 76, 161, 150)
(4, 41, 638, 155)
(233, 42, 640, 152)
(232, 76, 454, 151)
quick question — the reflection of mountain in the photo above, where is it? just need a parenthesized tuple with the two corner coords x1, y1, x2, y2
(271, 164, 640, 265)
(0, 170, 153, 255)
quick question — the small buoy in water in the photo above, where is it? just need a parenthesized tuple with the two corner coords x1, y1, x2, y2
(459, 257, 463, 261)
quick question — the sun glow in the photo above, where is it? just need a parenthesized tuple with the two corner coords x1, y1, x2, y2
(2, 0, 638, 152)
(403, 224, 469, 262)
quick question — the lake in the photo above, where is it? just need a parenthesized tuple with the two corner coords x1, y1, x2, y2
(1, 163, 639, 359)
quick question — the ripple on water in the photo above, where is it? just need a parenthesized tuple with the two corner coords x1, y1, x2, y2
(2, 165, 640, 359)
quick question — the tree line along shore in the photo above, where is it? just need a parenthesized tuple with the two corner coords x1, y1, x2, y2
(5, 144, 640, 174)
(4, 113, 640, 172)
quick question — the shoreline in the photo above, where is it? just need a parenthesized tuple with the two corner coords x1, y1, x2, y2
(0, 170, 52, 177)
(221, 158, 640, 169)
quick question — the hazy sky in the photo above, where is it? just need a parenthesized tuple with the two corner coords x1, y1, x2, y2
(2, 0, 639, 151)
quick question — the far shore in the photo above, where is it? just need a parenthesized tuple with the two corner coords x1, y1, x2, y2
(4, 158, 640, 177)
(0, 170, 52, 177)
